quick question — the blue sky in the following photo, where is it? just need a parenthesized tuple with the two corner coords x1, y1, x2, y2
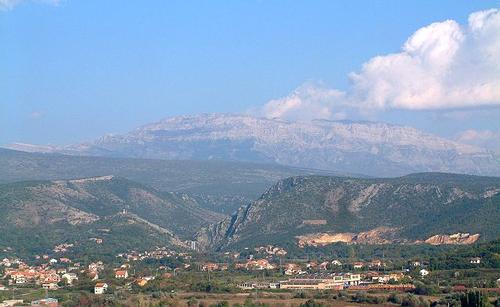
(1, 0, 500, 147)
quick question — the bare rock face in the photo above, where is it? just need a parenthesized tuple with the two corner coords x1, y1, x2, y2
(296, 229, 481, 247)
(18, 114, 500, 177)
(296, 227, 398, 247)
(424, 233, 481, 245)
(296, 232, 357, 247)
(353, 227, 397, 244)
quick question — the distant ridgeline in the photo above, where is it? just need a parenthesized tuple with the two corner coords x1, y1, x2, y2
(0, 147, 333, 214)
(196, 173, 500, 250)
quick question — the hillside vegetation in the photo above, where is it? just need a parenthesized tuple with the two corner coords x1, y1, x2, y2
(197, 173, 500, 250)
(0, 176, 223, 254)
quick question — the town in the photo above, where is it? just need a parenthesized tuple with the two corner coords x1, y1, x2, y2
(1, 242, 499, 306)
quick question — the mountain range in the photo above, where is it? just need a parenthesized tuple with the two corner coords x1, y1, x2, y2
(8, 114, 500, 177)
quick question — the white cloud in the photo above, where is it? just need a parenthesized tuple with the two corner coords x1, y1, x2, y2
(350, 8, 500, 110)
(257, 9, 500, 121)
(256, 82, 347, 121)
(0, 0, 60, 10)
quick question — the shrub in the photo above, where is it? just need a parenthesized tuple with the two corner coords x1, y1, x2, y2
(300, 299, 323, 307)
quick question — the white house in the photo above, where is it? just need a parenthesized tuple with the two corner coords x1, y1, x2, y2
(331, 260, 342, 266)
(353, 262, 364, 269)
(94, 282, 108, 294)
(42, 283, 59, 290)
(62, 273, 79, 285)
(115, 270, 128, 279)
(419, 269, 429, 277)
(470, 257, 481, 264)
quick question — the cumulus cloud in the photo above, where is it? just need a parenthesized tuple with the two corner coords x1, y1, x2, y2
(257, 82, 347, 121)
(257, 9, 500, 120)
(351, 8, 500, 110)
(0, 0, 60, 10)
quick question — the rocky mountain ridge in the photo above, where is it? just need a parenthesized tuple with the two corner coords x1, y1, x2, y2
(8, 114, 500, 177)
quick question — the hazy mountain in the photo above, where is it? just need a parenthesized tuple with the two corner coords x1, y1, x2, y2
(11, 114, 500, 177)
(197, 173, 500, 250)
(0, 148, 337, 213)
(0, 176, 224, 254)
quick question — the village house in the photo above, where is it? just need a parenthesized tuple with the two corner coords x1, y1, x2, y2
(42, 273, 60, 284)
(284, 263, 303, 275)
(66, 266, 78, 272)
(369, 259, 384, 268)
(372, 272, 405, 283)
(42, 282, 59, 290)
(56, 268, 66, 275)
(245, 259, 275, 270)
(88, 261, 104, 272)
(306, 261, 318, 269)
(470, 257, 481, 264)
(115, 270, 128, 279)
(319, 261, 329, 270)
(353, 262, 364, 269)
(331, 260, 342, 266)
(14, 276, 27, 284)
(201, 262, 219, 271)
(94, 282, 108, 294)
(343, 274, 361, 286)
(419, 269, 429, 277)
(61, 273, 78, 285)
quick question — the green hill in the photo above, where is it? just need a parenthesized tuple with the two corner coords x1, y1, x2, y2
(0, 176, 223, 255)
(197, 173, 500, 250)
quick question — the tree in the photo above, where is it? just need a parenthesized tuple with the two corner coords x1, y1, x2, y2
(460, 291, 490, 307)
